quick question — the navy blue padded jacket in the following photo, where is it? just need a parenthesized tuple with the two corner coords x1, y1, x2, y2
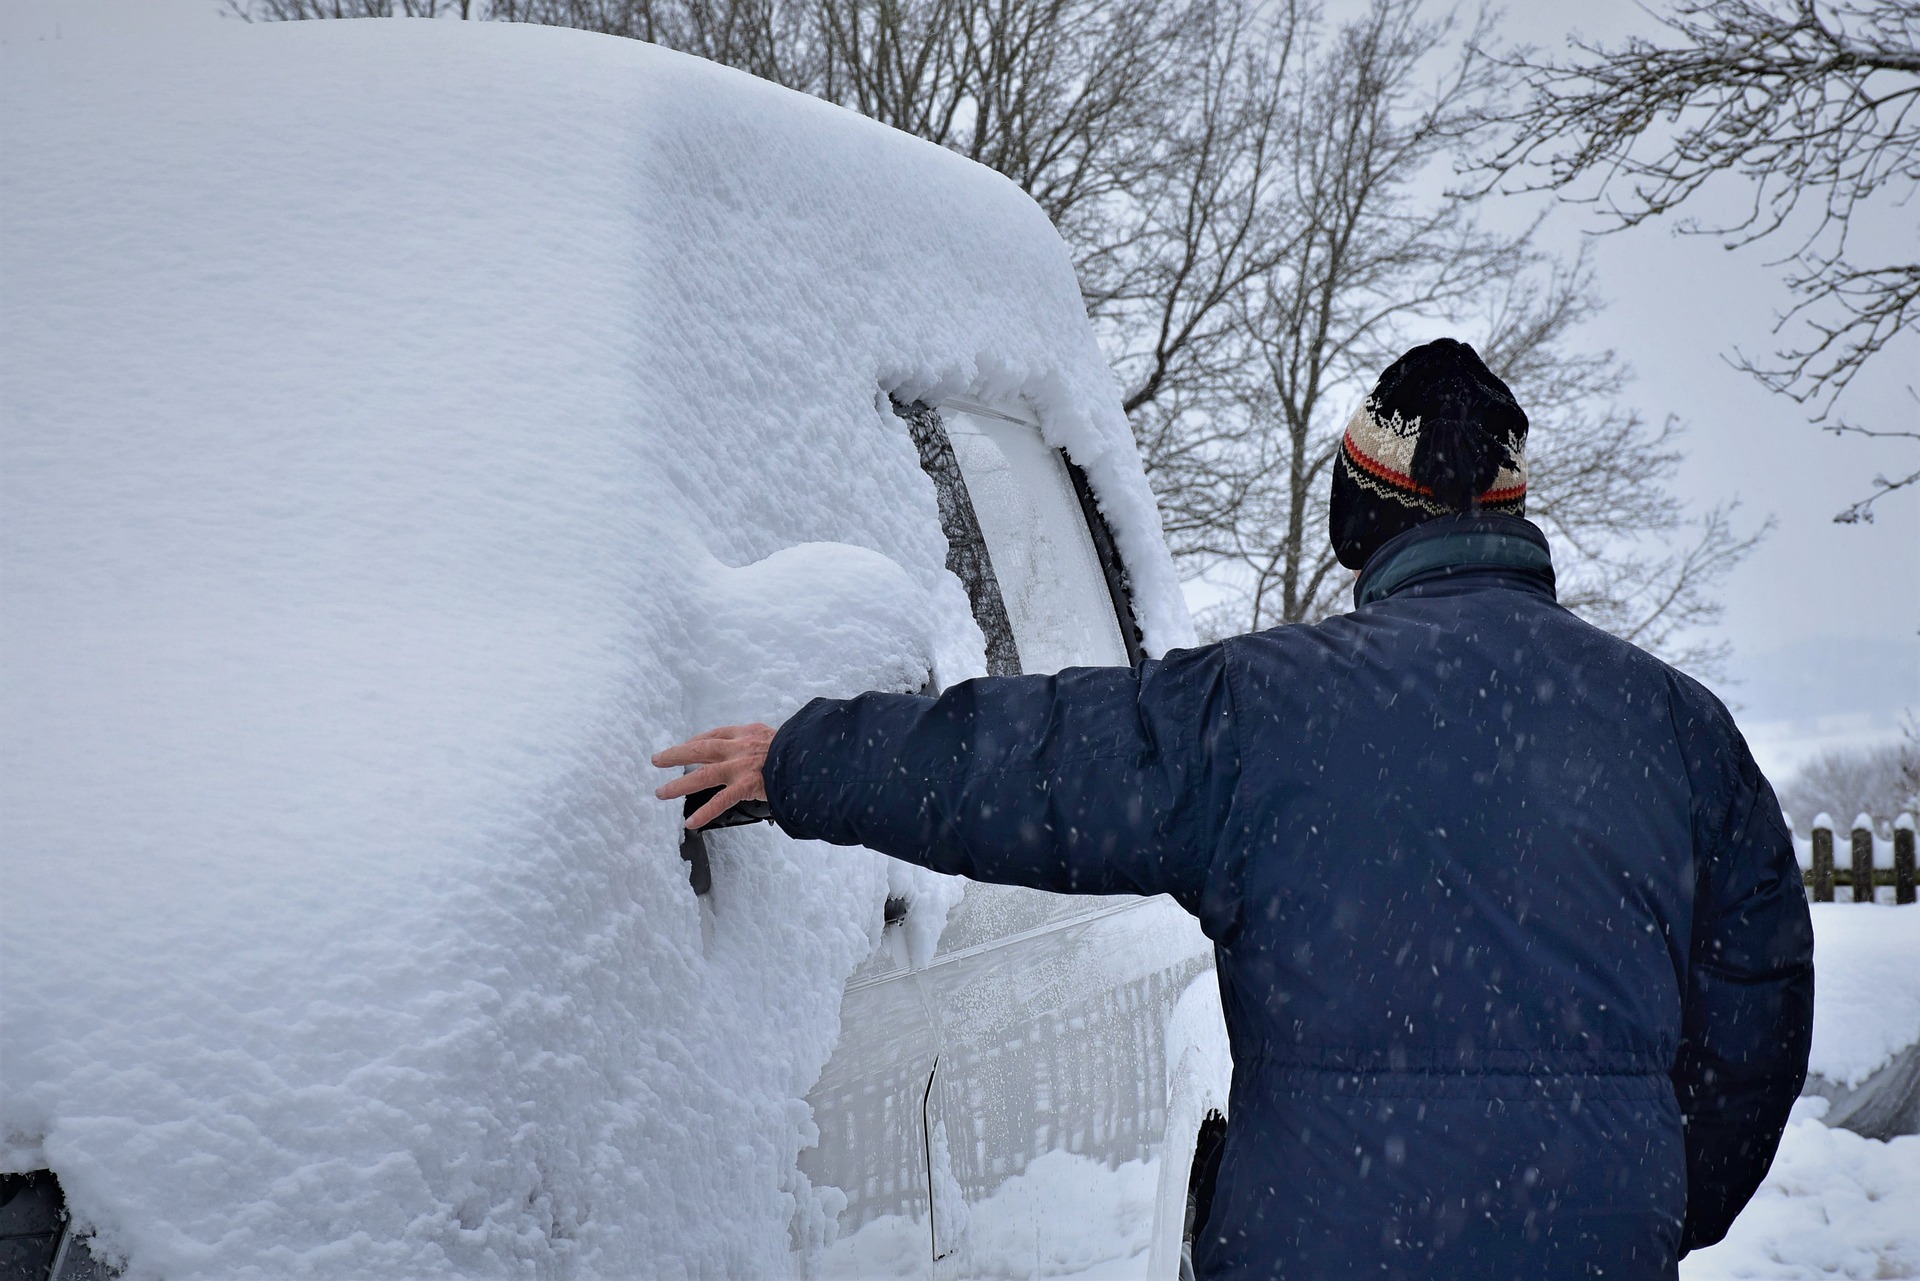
(765, 514, 1813, 1280)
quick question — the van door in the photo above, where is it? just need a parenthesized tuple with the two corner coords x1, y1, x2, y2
(804, 394, 1166, 1278)
(901, 400, 1181, 1277)
(803, 941, 942, 1277)
(922, 895, 1208, 1278)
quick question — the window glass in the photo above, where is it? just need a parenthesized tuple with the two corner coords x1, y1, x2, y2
(939, 405, 1130, 673)
(894, 400, 1022, 676)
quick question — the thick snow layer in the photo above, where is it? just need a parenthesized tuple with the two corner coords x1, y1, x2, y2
(1807, 905, 1920, 1087)
(1, 18, 1186, 1280)
(1681, 1099, 1920, 1280)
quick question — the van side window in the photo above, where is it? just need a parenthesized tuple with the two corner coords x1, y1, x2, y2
(892, 398, 1023, 676)
(1063, 459, 1147, 669)
(897, 397, 1139, 674)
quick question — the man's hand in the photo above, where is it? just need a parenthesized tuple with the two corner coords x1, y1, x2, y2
(652, 723, 777, 829)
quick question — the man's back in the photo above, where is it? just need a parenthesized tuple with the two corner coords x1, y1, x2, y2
(1193, 519, 1803, 1276)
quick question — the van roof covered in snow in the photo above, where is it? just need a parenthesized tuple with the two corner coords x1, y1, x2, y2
(0, 20, 1185, 1276)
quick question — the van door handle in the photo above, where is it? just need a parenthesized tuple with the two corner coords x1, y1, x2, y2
(678, 668, 930, 895)
(679, 790, 770, 897)
(682, 788, 774, 830)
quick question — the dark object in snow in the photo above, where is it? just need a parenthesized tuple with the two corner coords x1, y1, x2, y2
(1329, 337, 1529, 570)
(0, 1173, 60, 1281)
(1181, 1111, 1228, 1281)
(0, 1172, 116, 1280)
(1854, 822, 1875, 904)
(765, 512, 1813, 1279)
(1806, 1039, 1920, 1140)
(1805, 1040, 1920, 1140)
(678, 827, 711, 896)
(678, 787, 773, 896)
(681, 786, 774, 830)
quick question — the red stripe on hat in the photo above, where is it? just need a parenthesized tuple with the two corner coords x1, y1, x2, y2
(1343, 428, 1525, 505)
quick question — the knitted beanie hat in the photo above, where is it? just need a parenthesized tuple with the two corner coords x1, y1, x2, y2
(1329, 338, 1529, 570)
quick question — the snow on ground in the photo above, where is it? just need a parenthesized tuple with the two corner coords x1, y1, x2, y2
(0, 18, 1184, 1280)
(1681, 1100, 1920, 1280)
(1806, 904, 1920, 1088)
(1680, 904, 1920, 1278)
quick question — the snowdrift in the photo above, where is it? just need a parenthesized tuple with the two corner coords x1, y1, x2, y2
(1680, 1098, 1920, 1279)
(1799, 904, 1920, 1139)
(0, 19, 1186, 1279)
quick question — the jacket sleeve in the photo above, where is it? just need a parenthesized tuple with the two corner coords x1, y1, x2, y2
(762, 643, 1241, 916)
(1669, 696, 1815, 1255)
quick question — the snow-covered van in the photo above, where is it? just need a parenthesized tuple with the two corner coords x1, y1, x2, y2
(0, 19, 1229, 1280)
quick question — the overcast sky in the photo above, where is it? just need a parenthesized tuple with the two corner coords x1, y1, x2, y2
(1484, 0, 1918, 780)
(7, 0, 1916, 783)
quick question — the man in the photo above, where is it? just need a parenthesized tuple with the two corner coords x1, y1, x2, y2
(654, 339, 1813, 1279)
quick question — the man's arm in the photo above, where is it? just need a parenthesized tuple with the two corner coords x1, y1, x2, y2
(661, 645, 1241, 915)
(1670, 728, 1815, 1255)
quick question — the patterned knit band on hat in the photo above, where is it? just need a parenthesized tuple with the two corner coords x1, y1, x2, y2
(1328, 337, 1529, 570)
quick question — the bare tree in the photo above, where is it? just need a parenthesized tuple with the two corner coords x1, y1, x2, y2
(1094, 1, 1304, 573)
(489, 1, 826, 95)
(239, 0, 1762, 669)
(1487, 0, 1920, 523)
(1177, 1, 1529, 631)
(228, 0, 477, 17)
(1777, 736, 1920, 827)
(1909, 711, 1920, 809)
(487, 0, 1185, 207)
(1154, 0, 1762, 668)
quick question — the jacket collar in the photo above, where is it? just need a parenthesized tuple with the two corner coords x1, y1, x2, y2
(1353, 514, 1556, 608)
